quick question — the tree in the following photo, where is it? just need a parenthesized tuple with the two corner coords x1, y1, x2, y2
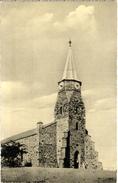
(1, 141, 27, 167)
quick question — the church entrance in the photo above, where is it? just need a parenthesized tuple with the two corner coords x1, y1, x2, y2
(74, 151, 80, 168)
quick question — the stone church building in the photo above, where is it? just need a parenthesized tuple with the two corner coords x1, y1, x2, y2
(2, 41, 102, 169)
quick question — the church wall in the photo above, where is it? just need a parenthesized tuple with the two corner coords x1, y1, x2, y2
(16, 134, 38, 166)
(56, 117, 69, 167)
(15, 122, 57, 167)
(85, 134, 103, 169)
(69, 119, 85, 168)
(54, 89, 70, 167)
(2, 122, 57, 168)
(38, 122, 57, 167)
(69, 92, 86, 168)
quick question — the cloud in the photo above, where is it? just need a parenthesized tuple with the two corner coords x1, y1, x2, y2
(87, 98, 116, 113)
(0, 5, 97, 40)
(1, 81, 43, 104)
(22, 13, 54, 38)
(0, 81, 57, 121)
(26, 13, 54, 33)
(28, 13, 53, 25)
(54, 5, 96, 34)
(1, 81, 31, 106)
(0, 92, 57, 139)
(82, 87, 116, 113)
(0, 6, 54, 27)
(1, 81, 28, 98)
(94, 97, 116, 111)
(66, 5, 95, 27)
(1, 80, 115, 114)
(82, 89, 96, 98)
(0, 10, 54, 40)
(30, 93, 57, 109)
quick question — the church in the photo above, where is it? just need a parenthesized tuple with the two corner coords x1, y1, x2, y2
(1, 41, 103, 169)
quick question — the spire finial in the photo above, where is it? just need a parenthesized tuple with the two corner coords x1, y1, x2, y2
(69, 40, 72, 47)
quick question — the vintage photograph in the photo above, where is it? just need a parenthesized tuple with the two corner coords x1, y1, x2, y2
(0, 1, 117, 182)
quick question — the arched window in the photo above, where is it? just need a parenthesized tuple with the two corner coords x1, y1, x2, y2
(76, 122, 78, 130)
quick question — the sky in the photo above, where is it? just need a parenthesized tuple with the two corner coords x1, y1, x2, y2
(0, 1, 117, 170)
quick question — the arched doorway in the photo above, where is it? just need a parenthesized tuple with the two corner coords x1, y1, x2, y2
(74, 151, 80, 168)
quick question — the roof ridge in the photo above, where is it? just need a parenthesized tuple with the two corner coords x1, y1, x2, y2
(1, 128, 36, 144)
(1, 121, 56, 144)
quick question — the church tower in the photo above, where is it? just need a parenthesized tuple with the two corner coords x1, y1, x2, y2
(55, 41, 86, 168)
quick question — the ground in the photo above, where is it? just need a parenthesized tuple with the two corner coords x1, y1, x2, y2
(1, 167, 116, 183)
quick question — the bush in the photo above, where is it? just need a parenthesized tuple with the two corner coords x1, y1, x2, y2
(1, 141, 27, 167)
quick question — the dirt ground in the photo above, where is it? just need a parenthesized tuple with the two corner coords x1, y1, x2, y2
(1, 167, 116, 183)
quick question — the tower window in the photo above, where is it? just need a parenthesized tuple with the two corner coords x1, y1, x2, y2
(60, 106, 63, 114)
(76, 122, 78, 130)
(75, 106, 78, 113)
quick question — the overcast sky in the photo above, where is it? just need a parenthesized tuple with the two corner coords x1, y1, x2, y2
(0, 1, 116, 170)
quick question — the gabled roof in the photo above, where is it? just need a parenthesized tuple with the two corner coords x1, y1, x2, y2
(1, 128, 36, 144)
(1, 121, 56, 145)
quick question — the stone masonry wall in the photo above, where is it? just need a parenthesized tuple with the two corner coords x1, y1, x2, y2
(85, 134, 103, 169)
(38, 122, 57, 168)
(69, 91, 86, 168)
(54, 81, 86, 168)
(56, 118, 69, 167)
(54, 88, 70, 167)
(16, 134, 38, 166)
(10, 122, 57, 168)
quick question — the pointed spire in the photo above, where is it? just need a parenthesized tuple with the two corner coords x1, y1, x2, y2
(62, 40, 78, 80)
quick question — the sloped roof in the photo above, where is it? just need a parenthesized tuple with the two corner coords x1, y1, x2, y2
(1, 121, 56, 145)
(62, 41, 78, 80)
(1, 128, 36, 144)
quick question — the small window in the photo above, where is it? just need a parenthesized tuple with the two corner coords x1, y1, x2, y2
(76, 122, 78, 130)
(75, 106, 78, 113)
(60, 106, 63, 114)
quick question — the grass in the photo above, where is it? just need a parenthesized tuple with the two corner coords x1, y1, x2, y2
(1, 167, 116, 183)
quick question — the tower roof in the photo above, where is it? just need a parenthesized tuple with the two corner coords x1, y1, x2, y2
(62, 41, 78, 80)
